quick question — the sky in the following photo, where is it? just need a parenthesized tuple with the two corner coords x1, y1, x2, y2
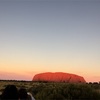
(0, 0, 100, 82)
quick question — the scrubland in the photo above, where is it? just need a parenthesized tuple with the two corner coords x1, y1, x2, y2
(0, 80, 100, 100)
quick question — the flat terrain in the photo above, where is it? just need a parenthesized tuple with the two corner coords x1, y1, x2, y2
(0, 80, 100, 100)
(0, 80, 36, 94)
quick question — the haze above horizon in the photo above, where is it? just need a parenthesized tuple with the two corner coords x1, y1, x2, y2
(0, 0, 100, 82)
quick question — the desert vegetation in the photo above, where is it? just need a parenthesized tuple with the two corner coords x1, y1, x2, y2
(0, 80, 100, 100)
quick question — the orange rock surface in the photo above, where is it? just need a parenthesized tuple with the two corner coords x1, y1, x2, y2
(32, 72, 86, 83)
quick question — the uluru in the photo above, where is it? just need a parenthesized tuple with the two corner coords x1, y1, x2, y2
(32, 72, 86, 83)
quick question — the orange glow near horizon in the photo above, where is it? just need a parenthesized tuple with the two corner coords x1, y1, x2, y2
(0, 66, 99, 82)
(0, 0, 100, 83)
(0, 58, 100, 82)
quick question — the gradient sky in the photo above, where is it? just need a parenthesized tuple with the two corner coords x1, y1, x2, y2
(0, 0, 100, 82)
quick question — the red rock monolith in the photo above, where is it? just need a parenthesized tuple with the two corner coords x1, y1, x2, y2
(32, 72, 86, 83)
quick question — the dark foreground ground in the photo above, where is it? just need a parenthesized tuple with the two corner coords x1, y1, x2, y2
(0, 80, 100, 100)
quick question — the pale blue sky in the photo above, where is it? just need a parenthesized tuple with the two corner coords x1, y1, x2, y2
(0, 0, 100, 82)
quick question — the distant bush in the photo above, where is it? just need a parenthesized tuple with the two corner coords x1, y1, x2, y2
(29, 83, 100, 100)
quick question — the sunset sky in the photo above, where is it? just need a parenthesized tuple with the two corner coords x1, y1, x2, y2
(0, 0, 100, 82)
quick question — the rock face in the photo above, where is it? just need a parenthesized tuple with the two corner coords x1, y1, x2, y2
(32, 72, 86, 83)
